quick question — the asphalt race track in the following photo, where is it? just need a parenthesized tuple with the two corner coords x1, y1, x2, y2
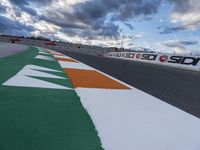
(58, 50, 200, 118)
(0, 42, 29, 58)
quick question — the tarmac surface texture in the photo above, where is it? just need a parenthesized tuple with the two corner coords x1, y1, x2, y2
(0, 42, 29, 58)
(58, 50, 200, 118)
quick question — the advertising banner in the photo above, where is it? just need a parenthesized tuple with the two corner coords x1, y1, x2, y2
(106, 52, 200, 71)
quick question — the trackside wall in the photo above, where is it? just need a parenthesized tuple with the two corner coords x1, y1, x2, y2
(105, 52, 200, 71)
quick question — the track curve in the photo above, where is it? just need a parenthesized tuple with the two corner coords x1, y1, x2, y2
(57, 50, 200, 118)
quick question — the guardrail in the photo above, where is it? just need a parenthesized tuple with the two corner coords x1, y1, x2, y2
(105, 52, 200, 71)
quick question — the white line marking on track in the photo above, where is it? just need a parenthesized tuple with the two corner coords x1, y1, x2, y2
(58, 61, 95, 70)
(76, 88, 200, 150)
(35, 55, 55, 61)
(3, 65, 71, 90)
(53, 55, 73, 59)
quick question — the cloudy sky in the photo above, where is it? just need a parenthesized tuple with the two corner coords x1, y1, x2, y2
(0, 0, 200, 54)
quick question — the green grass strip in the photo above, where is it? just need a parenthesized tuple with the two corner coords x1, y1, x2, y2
(0, 47, 103, 150)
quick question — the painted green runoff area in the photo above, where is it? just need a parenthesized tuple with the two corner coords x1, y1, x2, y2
(0, 47, 102, 150)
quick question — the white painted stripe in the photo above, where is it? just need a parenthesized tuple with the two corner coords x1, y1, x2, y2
(35, 55, 55, 61)
(58, 61, 95, 70)
(51, 52, 63, 55)
(39, 51, 50, 55)
(76, 88, 200, 150)
(27, 65, 61, 72)
(57, 53, 133, 89)
(39, 50, 46, 53)
(53, 51, 200, 149)
(3, 75, 70, 89)
(20, 68, 66, 79)
(55, 53, 133, 89)
(3, 65, 71, 89)
(53, 55, 73, 59)
(37, 47, 46, 51)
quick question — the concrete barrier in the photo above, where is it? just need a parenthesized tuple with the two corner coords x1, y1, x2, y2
(105, 52, 200, 72)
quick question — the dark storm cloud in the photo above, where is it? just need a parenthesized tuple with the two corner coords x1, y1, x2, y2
(39, 9, 88, 29)
(97, 22, 120, 37)
(21, 6, 38, 16)
(9, 0, 53, 6)
(74, 0, 107, 22)
(0, 3, 7, 13)
(8, 0, 54, 16)
(60, 21, 120, 40)
(179, 41, 199, 45)
(39, 0, 162, 38)
(162, 40, 198, 48)
(167, 0, 192, 13)
(6, 0, 162, 39)
(159, 0, 200, 34)
(9, 0, 28, 6)
(0, 15, 34, 36)
(124, 23, 135, 30)
(160, 20, 200, 34)
(73, 0, 162, 23)
(160, 26, 186, 34)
